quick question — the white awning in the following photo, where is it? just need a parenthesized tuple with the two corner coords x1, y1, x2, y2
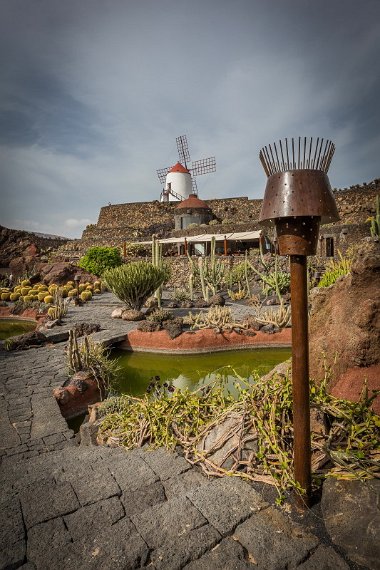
(131, 231, 261, 246)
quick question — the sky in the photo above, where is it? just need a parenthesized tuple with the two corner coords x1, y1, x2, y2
(0, 0, 379, 238)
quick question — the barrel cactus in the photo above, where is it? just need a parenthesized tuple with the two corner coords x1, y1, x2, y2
(10, 293, 20, 302)
(80, 290, 92, 302)
(44, 295, 54, 304)
(1, 292, 11, 301)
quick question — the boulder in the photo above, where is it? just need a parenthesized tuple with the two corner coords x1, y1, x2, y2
(4, 330, 47, 351)
(38, 262, 95, 285)
(111, 308, 124, 319)
(163, 317, 183, 339)
(309, 241, 380, 412)
(53, 371, 101, 419)
(122, 309, 145, 321)
(208, 294, 225, 306)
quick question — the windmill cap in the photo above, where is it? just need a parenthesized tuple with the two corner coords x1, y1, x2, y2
(169, 162, 190, 174)
(176, 194, 210, 210)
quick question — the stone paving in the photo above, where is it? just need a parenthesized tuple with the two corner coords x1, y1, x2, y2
(0, 294, 378, 569)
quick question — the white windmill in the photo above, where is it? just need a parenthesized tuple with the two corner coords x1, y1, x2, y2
(157, 135, 216, 202)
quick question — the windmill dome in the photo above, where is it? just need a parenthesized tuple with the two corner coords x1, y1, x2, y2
(169, 162, 190, 174)
(174, 194, 212, 230)
(175, 194, 210, 210)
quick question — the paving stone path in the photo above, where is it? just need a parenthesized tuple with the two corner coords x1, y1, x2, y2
(0, 294, 377, 569)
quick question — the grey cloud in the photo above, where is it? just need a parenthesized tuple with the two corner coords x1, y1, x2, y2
(0, 0, 379, 238)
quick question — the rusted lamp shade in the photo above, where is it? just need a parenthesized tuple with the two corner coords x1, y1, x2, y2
(259, 138, 339, 255)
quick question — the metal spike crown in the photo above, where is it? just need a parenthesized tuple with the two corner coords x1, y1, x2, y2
(258, 137, 340, 256)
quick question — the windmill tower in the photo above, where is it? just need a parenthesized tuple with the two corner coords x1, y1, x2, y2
(157, 135, 216, 202)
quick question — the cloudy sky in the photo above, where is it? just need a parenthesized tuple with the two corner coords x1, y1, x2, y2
(1, 0, 379, 238)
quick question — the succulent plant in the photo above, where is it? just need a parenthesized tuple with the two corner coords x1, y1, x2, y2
(23, 295, 33, 302)
(44, 295, 54, 304)
(21, 279, 31, 287)
(80, 290, 92, 302)
(10, 293, 20, 302)
(68, 289, 77, 298)
(1, 292, 11, 301)
(103, 261, 169, 311)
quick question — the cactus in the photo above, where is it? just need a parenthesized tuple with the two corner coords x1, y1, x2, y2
(1, 292, 10, 301)
(197, 237, 226, 301)
(103, 261, 169, 310)
(46, 293, 69, 321)
(152, 235, 166, 308)
(10, 293, 20, 302)
(80, 290, 92, 302)
(184, 306, 242, 331)
(44, 295, 54, 304)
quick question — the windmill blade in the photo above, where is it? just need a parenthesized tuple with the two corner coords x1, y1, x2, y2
(157, 167, 170, 184)
(191, 156, 216, 176)
(191, 176, 198, 194)
(176, 135, 191, 166)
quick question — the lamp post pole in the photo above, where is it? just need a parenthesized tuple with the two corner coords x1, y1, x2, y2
(258, 137, 340, 506)
(290, 254, 311, 503)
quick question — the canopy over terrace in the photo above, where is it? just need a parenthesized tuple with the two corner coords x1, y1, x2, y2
(134, 231, 263, 255)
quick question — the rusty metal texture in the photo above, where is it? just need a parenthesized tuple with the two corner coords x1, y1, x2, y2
(275, 217, 320, 256)
(259, 170, 340, 225)
(259, 137, 335, 176)
(290, 255, 312, 506)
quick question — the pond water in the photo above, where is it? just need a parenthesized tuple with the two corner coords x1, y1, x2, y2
(0, 318, 37, 340)
(111, 348, 291, 397)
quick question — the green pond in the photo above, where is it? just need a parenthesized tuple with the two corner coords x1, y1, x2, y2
(0, 318, 37, 340)
(111, 348, 291, 397)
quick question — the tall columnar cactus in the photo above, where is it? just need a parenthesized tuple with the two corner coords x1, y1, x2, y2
(202, 237, 226, 297)
(198, 257, 210, 302)
(152, 235, 164, 307)
(370, 195, 380, 239)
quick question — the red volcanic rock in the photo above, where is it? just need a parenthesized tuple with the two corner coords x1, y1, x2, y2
(331, 365, 380, 415)
(121, 327, 291, 353)
(309, 241, 380, 413)
(37, 262, 95, 285)
(53, 371, 101, 419)
(23, 243, 39, 257)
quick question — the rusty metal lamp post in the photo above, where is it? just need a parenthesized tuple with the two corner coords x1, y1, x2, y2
(258, 137, 339, 505)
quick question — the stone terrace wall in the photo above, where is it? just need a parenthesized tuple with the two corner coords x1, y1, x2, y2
(332, 179, 379, 225)
(54, 178, 379, 260)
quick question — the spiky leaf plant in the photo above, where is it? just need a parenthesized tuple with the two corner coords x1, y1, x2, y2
(103, 262, 169, 311)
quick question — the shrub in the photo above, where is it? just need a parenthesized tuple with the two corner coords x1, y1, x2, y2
(103, 262, 169, 310)
(79, 246, 122, 276)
